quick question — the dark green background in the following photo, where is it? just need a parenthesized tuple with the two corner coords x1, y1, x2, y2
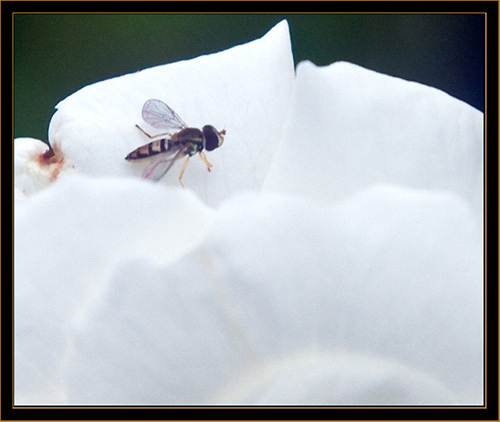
(14, 14, 485, 143)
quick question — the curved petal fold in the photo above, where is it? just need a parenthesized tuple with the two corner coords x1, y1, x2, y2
(265, 61, 483, 222)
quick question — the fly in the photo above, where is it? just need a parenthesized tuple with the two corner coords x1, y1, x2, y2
(125, 99, 225, 186)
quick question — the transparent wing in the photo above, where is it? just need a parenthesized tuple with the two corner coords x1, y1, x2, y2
(141, 99, 188, 131)
(141, 144, 186, 181)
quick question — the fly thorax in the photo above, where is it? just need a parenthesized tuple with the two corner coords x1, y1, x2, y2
(175, 128, 203, 156)
(177, 128, 203, 144)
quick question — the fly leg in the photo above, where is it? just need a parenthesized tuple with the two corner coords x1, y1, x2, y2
(135, 124, 173, 140)
(178, 155, 191, 188)
(199, 151, 213, 172)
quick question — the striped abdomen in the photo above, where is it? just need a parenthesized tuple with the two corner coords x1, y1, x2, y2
(126, 128, 204, 160)
(125, 138, 171, 160)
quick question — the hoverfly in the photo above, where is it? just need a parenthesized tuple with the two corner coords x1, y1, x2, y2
(125, 99, 225, 186)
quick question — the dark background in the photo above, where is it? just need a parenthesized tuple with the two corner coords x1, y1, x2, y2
(14, 13, 485, 143)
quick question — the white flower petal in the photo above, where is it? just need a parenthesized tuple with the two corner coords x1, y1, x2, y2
(47, 187, 482, 405)
(42, 20, 294, 206)
(264, 61, 484, 220)
(14, 174, 213, 404)
(206, 187, 483, 404)
(63, 260, 241, 405)
(214, 350, 457, 405)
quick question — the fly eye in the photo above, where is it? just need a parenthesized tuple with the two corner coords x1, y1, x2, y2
(203, 125, 223, 151)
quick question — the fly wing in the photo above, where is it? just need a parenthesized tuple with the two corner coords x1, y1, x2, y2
(142, 99, 188, 131)
(141, 143, 186, 181)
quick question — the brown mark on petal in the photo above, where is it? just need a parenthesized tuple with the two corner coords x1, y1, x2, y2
(37, 145, 65, 181)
